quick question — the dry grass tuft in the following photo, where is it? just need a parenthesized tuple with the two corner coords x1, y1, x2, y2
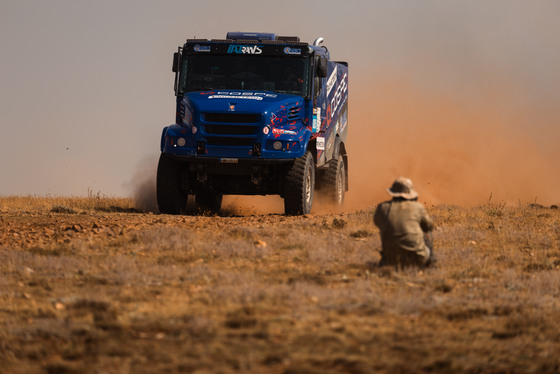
(0, 195, 135, 214)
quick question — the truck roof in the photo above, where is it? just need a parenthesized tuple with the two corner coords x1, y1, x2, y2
(184, 32, 329, 58)
(225, 32, 301, 43)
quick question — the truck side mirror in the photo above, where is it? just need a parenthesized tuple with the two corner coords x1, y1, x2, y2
(172, 52, 180, 73)
(317, 57, 328, 78)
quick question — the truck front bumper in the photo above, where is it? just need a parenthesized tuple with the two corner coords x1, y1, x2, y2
(162, 153, 294, 196)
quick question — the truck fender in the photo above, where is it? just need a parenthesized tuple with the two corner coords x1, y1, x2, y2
(301, 130, 324, 165)
(333, 136, 342, 159)
(160, 126, 169, 152)
(332, 135, 348, 159)
(333, 136, 349, 191)
(300, 129, 313, 158)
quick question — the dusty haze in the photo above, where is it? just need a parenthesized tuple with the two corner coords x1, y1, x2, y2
(345, 74, 560, 209)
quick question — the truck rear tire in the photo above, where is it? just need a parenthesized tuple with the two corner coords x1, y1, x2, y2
(284, 150, 315, 215)
(157, 153, 187, 215)
(324, 154, 345, 206)
(195, 191, 223, 214)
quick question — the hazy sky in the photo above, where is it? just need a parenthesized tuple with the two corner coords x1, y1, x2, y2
(1, 1, 559, 203)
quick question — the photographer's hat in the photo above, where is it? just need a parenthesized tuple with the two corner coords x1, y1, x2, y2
(387, 177, 418, 199)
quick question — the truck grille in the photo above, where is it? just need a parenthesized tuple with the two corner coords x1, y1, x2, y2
(203, 125, 257, 135)
(203, 113, 261, 123)
(201, 112, 262, 148)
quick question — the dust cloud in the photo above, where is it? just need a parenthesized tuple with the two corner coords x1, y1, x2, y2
(345, 75, 560, 210)
(127, 154, 159, 213)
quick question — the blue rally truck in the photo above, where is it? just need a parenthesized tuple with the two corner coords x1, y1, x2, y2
(157, 32, 348, 215)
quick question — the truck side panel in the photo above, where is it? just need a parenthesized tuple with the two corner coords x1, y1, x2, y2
(314, 61, 349, 166)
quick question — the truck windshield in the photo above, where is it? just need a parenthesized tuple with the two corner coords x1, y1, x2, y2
(179, 54, 309, 97)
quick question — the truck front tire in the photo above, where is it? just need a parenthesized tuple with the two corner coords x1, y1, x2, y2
(156, 153, 187, 215)
(284, 150, 315, 215)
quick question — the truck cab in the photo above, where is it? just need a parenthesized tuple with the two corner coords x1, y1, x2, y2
(158, 32, 348, 215)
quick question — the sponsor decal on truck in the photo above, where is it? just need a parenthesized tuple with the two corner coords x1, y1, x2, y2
(227, 45, 263, 54)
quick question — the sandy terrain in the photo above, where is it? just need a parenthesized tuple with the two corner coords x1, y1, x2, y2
(1, 196, 559, 373)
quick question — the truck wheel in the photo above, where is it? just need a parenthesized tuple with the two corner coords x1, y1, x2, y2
(195, 191, 223, 214)
(324, 154, 345, 206)
(157, 153, 187, 214)
(284, 150, 315, 215)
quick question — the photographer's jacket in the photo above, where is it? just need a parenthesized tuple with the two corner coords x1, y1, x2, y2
(374, 199, 434, 261)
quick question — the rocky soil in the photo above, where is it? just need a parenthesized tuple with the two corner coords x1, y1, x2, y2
(1, 197, 559, 373)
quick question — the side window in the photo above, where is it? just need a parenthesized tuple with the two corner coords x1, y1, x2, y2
(313, 56, 323, 106)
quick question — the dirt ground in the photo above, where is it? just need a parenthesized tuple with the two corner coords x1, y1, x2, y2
(1, 197, 559, 373)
